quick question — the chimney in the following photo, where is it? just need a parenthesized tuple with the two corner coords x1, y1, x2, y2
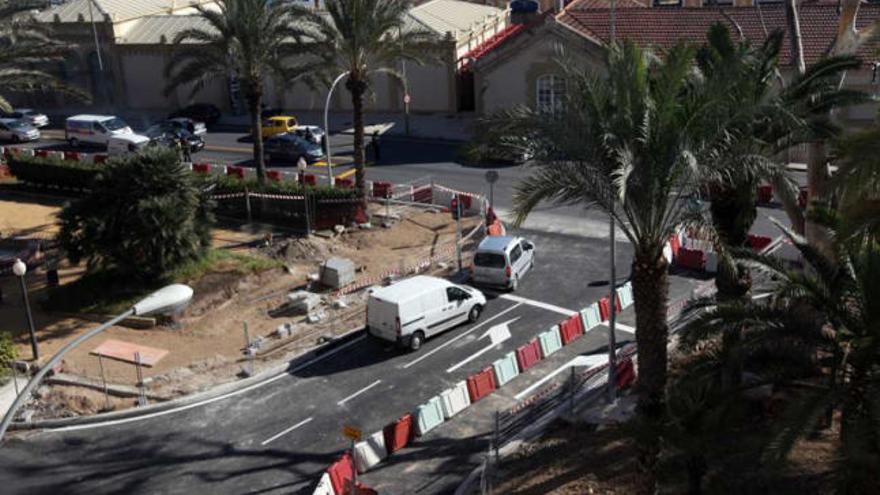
(510, 0, 540, 25)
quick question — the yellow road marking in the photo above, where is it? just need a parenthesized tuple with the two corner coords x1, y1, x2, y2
(335, 169, 356, 180)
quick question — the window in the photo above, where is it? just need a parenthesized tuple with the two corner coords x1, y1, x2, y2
(474, 252, 506, 268)
(652, 0, 681, 5)
(510, 244, 523, 264)
(536, 74, 566, 114)
(446, 287, 469, 302)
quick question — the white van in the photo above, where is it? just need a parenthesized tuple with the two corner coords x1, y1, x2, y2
(65, 115, 133, 148)
(107, 134, 151, 157)
(367, 275, 487, 351)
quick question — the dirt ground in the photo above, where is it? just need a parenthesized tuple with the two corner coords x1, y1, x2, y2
(0, 194, 481, 417)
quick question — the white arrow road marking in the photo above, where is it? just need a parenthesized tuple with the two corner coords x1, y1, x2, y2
(337, 379, 383, 406)
(499, 294, 576, 316)
(446, 317, 519, 373)
(400, 303, 524, 370)
(514, 354, 608, 400)
(261, 417, 314, 446)
(600, 322, 636, 334)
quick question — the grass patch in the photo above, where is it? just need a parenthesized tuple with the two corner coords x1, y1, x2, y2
(44, 248, 281, 315)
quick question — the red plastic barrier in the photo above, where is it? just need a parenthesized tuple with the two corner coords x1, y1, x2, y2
(460, 194, 473, 210)
(614, 294, 622, 314)
(798, 188, 808, 209)
(757, 185, 773, 204)
(63, 151, 82, 161)
(372, 181, 391, 198)
(34, 149, 49, 158)
(327, 451, 355, 495)
(267, 170, 282, 182)
(303, 173, 317, 186)
(192, 163, 211, 174)
(336, 177, 353, 188)
(412, 185, 432, 203)
(515, 339, 542, 372)
(383, 413, 414, 455)
(466, 367, 497, 403)
(598, 296, 611, 322)
(615, 358, 636, 390)
(748, 234, 772, 252)
(676, 248, 705, 271)
(226, 166, 245, 179)
(669, 234, 680, 259)
(93, 154, 108, 164)
(559, 313, 585, 345)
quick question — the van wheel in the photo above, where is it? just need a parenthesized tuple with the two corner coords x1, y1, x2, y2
(468, 304, 482, 323)
(68, 138, 79, 148)
(409, 331, 425, 351)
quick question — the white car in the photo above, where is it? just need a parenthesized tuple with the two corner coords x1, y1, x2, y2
(1, 108, 49, 128)
(367, 275, 486, 351)
(0, 118, 40, 143)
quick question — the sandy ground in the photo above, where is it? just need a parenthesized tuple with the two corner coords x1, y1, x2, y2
(0, 194, 480, 417)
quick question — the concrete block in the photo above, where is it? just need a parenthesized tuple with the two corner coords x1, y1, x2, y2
(440, 380, 471, 419)
(538, 325, 563, 357)
(580, 303, 602, 330)
(321, 257, 356, 289)
(354, 430, 387, 473)
(416, 396, 445, 436)
(288, 290, 321, 314)
(492, 352, 520, 387)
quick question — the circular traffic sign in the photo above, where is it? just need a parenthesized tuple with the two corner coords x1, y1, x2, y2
(485, 170, 499, 184)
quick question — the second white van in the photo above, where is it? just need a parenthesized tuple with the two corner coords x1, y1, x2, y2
(366, 275, 486, 351)
(107, 134, 151, 157)
(65, 115, 133, 148)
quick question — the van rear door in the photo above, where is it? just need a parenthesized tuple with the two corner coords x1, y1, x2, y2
(367, 296, 399, 342)
(473, 251, 508, 286)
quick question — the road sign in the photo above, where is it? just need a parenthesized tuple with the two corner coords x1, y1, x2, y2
(342, 424, 362, 442)
(485, 170, 499, 184)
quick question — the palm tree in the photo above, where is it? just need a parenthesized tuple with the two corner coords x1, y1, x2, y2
(301, 0, 441, 200)
(164, 0, 320, 184)
(0, 0, 89, 112)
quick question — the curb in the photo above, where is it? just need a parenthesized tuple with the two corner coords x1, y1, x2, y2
(9, 326, 366, 431)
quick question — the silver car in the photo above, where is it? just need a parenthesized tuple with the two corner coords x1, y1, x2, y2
(0, 118, 40, 143)
(1, 108, 49, 128)
(470, 236, 535, 291)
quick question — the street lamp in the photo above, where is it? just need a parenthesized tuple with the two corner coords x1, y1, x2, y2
(324, 71, 350, 186)
(12, 259, 38, 362)
(0, 284, 194, 442)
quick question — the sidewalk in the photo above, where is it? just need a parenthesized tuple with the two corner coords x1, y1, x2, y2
(0, 376, 27, 420)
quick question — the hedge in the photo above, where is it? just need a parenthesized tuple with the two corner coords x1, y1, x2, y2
(6, 155, 100, 191)
(209, 175, 359, 200)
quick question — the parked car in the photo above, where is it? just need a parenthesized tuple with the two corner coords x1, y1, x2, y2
(0, 118, 40, 143)
(292, 125, 324, 145)
(168, 103, 221, 127)
(165, 117, 207, 136)
(65, 115, 133, 148)
(0, 108, 49, 128)
(367, 275, 487, 351)
(107, 134, 151, 157)
(261, 115, 298, 140)
(264, 133, 324, 164)
(471, 236, 535, 291)
(145, 126, 205, 153)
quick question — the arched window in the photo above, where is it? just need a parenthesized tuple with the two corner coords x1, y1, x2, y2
(536, 74, 565, 114)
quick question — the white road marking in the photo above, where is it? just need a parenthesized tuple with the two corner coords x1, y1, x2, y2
(52, 334, 368, 432)
(446, 318, 518, 373)
(600, 322, 636, 334)
(337, 379, 382, 406)
(514, 355, 608, 400)
(400, 303, 524, 369)
(261, 417, 314, 446)
(499, 294, 577, 316)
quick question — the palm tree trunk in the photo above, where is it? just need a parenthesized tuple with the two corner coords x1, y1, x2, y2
(347, 75, 368, 202)
(631, 247, 670, 491)
(686, 454, 707, 495)
(248, 84, 266, 185)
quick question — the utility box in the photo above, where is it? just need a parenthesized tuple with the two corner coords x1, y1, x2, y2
(321, 257, 356, 289)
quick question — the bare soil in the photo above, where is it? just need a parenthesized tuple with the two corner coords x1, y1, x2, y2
(0, 195, 480, 419)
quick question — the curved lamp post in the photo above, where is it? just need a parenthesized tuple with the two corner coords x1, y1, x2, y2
(12, 259, 38, 362)
(0, 284, 194, 442)
(323, 70, 350, 187)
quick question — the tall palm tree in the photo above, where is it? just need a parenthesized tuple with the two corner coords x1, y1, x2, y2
(0, 0, 89, 112)
(164, 0, 320, 184)
(301, 0, 441, 200)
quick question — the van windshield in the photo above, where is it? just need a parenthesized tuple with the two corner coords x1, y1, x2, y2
(103, 118, 128, 131)
(474, 252, 506, 268)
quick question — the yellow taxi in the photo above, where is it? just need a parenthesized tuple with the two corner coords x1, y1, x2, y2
(261, 115, 298, 139)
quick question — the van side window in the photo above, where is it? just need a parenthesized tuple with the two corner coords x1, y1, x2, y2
(510, 244, 523, 264)
(446, 287, 467, 302)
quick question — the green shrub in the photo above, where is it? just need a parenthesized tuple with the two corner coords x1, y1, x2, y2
(6, 154, 100, 190)
(209, 175, 359, 199)
(0, 332, 17, 370)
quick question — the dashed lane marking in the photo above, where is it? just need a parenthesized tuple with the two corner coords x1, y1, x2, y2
(337, 380, 382, 406)
(261, 417, 314, 446)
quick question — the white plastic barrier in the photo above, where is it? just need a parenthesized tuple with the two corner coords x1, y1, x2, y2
(705, 251, 718, 273)
(663, 243, 673, 265)
(46, 150, 63, 160)
(312, 472, 334, 495)
(354, 430, 388, 473)
(440, 380, 471, 419)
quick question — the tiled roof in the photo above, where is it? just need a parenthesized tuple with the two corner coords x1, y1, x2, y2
(119, 15, 213, 44)
(568, 0, 647, 9)
(559, 4, 880, 66)
(37, 0, 211, 24)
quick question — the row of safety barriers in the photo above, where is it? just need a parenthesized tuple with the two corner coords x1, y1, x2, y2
(668, 228, 774, 274)
(312, 281, 638, 494)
